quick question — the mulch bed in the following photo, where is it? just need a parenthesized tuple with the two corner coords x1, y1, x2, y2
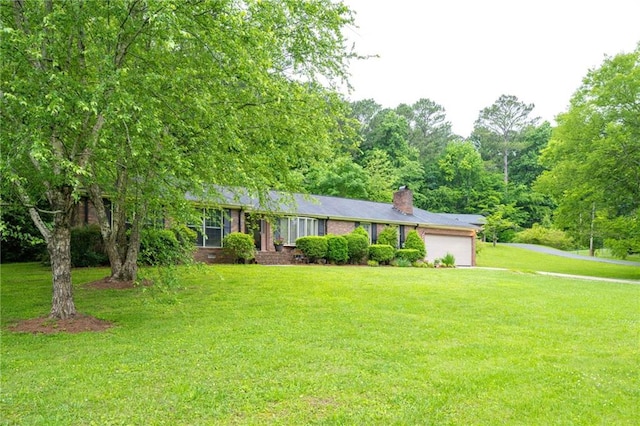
(7, 277, 151, 335)
(8, 314, 113, 334)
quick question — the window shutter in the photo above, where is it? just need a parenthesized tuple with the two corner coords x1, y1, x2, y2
(223, 209, 232, 237)
(318, 219, 326, 236)
(399, 225, 406, 248)
(371, 224, 377, 244)
(354, 221, 360, 229)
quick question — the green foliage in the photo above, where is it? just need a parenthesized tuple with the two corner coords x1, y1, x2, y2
(440, 252, 456, 267)
(394, 249, 422, 263)
(377, 226, 399, 248)
(70, 225, 109, 267)
(352, 226, 370, 239)
(536, 45, 640, 257)
(403, 230, 426, 258)
(223, 232, 256, 263)
(473, 94, 538, 184)
(0, 204, 46, 263)
(344, 232, 369, 264)
(368, 244, 395, 264)
(513, 224, 574, 251)
(295, 236, 328, 263)
(304, 156, 370, 200)
(367, 259, 379, 267)
(325, 234, 349, 264)
(391, 257, 412, 267)
(1, 0, 358, 312)
(483, 204, 518, 246)
(139, 227, 196, 266)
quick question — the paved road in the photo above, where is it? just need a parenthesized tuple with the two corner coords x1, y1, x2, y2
(503, 243, 640, 267)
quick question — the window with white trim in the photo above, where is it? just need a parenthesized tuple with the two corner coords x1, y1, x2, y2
(278, 217, 319, 245)
(190, 209, 228, 248)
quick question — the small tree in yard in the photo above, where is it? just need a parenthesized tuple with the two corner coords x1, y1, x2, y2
(484, 205, 517, 246)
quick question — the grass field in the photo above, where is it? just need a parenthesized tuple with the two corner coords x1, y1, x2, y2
(476, 243, 640, 281)
(1, 249, 639, 424)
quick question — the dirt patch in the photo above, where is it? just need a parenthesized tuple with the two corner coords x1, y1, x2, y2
(85, 276, 152, 289)
(8, 314, 113, 334)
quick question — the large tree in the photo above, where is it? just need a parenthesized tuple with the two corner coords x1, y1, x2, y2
(473, 94, 538, 185)
(536, 44, 640, 258)
(396, 98, 456, 163)
(1, 0, 356, 318)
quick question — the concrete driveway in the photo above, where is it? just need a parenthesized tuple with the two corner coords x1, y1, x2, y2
(503, 243, 640, 267)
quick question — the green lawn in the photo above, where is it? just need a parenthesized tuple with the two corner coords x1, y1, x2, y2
(477, 243, 640, 281)
(1, 258, 639, 424)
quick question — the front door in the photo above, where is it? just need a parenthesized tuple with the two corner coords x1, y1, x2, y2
(245, 214, 262, 250)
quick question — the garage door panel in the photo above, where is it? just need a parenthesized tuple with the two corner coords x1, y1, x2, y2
(424, 235, 472, 266)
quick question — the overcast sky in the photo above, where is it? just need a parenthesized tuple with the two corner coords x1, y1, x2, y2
(341, 0, 640, 137)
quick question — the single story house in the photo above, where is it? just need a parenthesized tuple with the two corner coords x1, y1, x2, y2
(185, 186, 480, 266)
(74, 186, 481, 266)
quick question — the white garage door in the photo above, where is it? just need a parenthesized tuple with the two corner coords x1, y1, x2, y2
(424, 234, 473, 266)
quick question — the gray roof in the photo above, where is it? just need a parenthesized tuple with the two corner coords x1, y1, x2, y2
(187, 187, 477, 231)
(438, 213, 486, 226)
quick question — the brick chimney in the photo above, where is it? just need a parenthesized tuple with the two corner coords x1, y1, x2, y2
(393, 186, 413, 215)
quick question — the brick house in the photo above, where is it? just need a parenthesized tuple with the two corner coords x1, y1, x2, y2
(74, 186, 480, 266)
(185, 186, 479, 266)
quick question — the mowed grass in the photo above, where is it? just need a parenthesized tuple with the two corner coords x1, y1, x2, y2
(1, 260, 639, 425)
(477, 243, 640, 281)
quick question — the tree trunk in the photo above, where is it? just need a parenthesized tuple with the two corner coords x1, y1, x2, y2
(48, 225, 77, 319)
(503, 147, 509, 185)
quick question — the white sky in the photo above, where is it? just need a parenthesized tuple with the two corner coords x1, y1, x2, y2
(341, 0, 640, 137)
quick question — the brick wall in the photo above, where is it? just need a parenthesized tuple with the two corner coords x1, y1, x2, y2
(326, 220, 356, 235)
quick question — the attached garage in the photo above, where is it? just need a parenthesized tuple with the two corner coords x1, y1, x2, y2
(424, 234, 474, 266)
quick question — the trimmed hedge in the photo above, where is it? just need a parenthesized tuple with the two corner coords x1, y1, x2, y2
(377, 226, 398, 248)
(404, 230, 426, 258)
(296, 236, 328, 262)
(345, 232, 369, 264)
(326, 234, 348, 264)
(223, 232, 255, 263)
(368, 244, 395, 264)
(395, 248, 422, 263)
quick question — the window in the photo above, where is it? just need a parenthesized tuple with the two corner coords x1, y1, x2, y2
(356, 222, 373, 243)
(190, 209, 230, 247)
(278, 217, 319, 245)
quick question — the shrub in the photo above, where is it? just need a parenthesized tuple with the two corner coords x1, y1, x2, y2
(441, 252, 456, 267)
(326, 234, 349, 264)
(513, 224, 574, 250)
(392, 257, 412, 267)
(344, 232, 369, 264)
(367, 259, 379, 267)
(377, 226, 398, 248)
(353, 226, 370, 240)
(368, 244, 395, 264)
(403, 230, 426, 258)
(296, 236, 328, 263)
(223, 232, 255, 263)
(70, 225, 108, 267)
(395, 248, 422, 263)
(139, 227, 196, 266)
